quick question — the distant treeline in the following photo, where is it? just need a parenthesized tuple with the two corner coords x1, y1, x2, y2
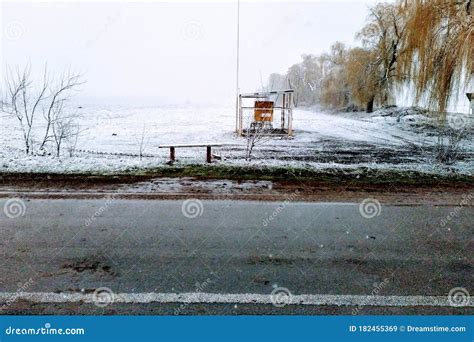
(265, 0, 473, 114)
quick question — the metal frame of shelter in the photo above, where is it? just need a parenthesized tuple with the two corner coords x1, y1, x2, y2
(236, 89, 294, 137)
(467, 75, 474, 115)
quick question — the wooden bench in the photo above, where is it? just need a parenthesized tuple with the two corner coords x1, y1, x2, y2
(159, 143, 223, 163)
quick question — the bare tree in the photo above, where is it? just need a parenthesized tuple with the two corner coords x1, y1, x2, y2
(65, 126, 81, 157)
(39, 69, 83, 151)
(135, 124, 149, 161)
(51, 106, 82, 157)
(435, 127, 468, 165)
(244, 119, 274, 161)
(1, 65, 83, 155)
(1, 65, 48, 154)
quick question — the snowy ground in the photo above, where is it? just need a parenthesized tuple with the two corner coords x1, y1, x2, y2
(0, 105, 472, 175)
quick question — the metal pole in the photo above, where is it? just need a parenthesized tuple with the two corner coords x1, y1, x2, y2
(288, 93, 293, 136)
(206, 146, 212, 163)
(281, 93, 286, 130)
(235, 0, 240, 133)
(239, 94, 243, 135)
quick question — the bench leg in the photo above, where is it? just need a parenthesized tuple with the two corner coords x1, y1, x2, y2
(170, 147, 175, 161)
(206, 146, 212, 163)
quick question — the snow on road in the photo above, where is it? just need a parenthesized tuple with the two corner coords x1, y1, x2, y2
(0, 105, 472, 174)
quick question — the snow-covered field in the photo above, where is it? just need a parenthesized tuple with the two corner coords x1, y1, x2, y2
(1, 104, 472, 175)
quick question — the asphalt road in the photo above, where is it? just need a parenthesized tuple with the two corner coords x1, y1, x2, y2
(0, 197, 472, 314)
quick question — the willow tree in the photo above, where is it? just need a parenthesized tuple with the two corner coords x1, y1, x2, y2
(397, 0, 473, 113)
(286, 63, 304, 106)
(279, 55, 323, 106)
(358, 2, 406, 106)
(320, 42, 350, 109)
(345, 48, 380, 112)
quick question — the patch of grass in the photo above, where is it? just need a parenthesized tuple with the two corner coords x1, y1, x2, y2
(135, 164, 473, 185)
(1, 164, 471, 186)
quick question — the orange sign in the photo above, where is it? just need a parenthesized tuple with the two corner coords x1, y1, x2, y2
(254, 101, 274, 122)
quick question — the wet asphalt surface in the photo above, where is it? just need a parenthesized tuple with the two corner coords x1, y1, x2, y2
(0, 198, 472, 315)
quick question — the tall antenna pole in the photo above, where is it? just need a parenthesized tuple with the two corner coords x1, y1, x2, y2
(235, 0, 240, 133)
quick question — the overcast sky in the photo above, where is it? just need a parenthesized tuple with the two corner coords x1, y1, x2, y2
(1, 0, 381, 106)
